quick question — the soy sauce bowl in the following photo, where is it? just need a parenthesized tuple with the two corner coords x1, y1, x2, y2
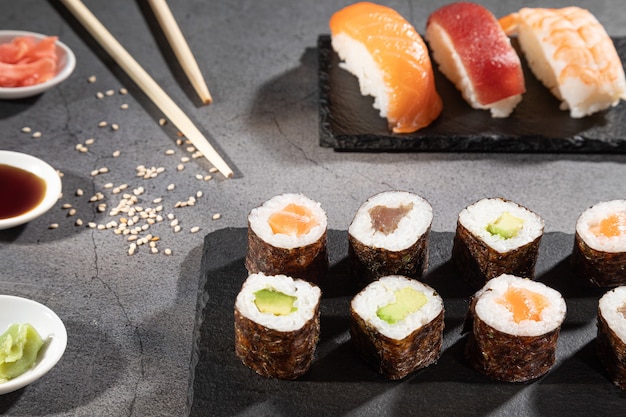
(0, 30, 76, 100)
(0, 151, 62, 230)
(0, 295, 67, 395)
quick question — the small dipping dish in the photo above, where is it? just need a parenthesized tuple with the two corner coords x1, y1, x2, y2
(0, 150, 62, 230)
(0, 295, 67, 394)
(0, 30, 76, 100)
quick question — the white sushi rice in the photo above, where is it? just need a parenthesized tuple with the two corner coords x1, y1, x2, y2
(348, 191, 432, 252)
(474, 274, 566, 337)
(426, 22, 522, 118)
(331, 33, 390, 118)
(235, 272, 321, 332)
(248, 193, 327, 249)
(576, 200, 626, 253)
(351, 275, 443, 340)
(599, 286, 626, 344)
(458, 197, 544, 253)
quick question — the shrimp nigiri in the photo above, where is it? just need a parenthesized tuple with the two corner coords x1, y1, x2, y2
(426, 2, 526, 118)
(329, 2, 442, 134)
(500, 7, 626, 118)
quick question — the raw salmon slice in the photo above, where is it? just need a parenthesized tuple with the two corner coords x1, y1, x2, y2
(329, 2, 442, 134)
(498, 287, 549, 323)
(590, 212, 626, 238)
(268, 203, 319, 236)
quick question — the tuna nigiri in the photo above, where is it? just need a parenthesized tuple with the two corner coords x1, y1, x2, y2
(500, 7, 626, 118)
(426, 2, 525, 118)
(329, 2, 442, 134)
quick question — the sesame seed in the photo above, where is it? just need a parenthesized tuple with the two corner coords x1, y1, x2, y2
(196, 191, 203, 198)
(21, 127, 32, 133)
(99, 167, 109, 174)
(164, 248, 172, 256)
(68, 208, 77, 216)
(112, 150, 121, 157)
(120, 103, 129, 110)
(165, 149, 175, 155)
(152, 197, 162, 204)
(209, 167, 218, 173)
(111, 123, 119, 131)
(90, 170, 99, 177)
(32, 131, 42, 139)
(48, 223, 59, 229)
(88, 75, 97, 83)
(159, 118, 167, 126)
(98, 121, 107, 128)
(96, 91, 104, 99)
(85, 138, 95, 145)
(62, 203, 72, 209)
(177, 164, 184, 171)
(88, 222, 97, 228)
(173, 225, 181, 233)
(190, 226, 200, 233)
(104, 183, 113, 189)
(212, 213, 221, 220)
(76, 189, 84, 196)
(105, 89, 115, 96)
(186, 146, 196, 153)
(75, 219, 83, 226)
(151, 247, 159, 254)
(204, 175, 212, 181)
(167, 184, 175, 191)
(119, 88, 128, 95)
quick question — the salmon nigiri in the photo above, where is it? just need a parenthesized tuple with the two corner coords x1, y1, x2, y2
(329, 2, 442, 134)
(426, 2, 525, 118)
(500, 7, 626, 118)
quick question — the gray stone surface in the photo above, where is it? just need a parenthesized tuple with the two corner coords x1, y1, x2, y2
(0, 0, 625, 416)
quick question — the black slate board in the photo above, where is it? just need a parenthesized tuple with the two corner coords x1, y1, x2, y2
(318, 35, 626, 152)
(188, 228, 626, 417)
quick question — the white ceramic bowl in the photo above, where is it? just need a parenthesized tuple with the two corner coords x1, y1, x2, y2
(0, 30, 76, 100)
(0, 295, 67, 394)
(0, 150, 62, 230)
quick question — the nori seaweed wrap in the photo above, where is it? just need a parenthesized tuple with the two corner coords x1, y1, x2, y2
(234, 273, 321, 380)
(245, 193, 328, 284)
(350, 275, 444, 380)
(597, 286, 626, 389)
(463, 274, 566, 382)
(348, 191, 433, 287)
(452, 197, 544, 290)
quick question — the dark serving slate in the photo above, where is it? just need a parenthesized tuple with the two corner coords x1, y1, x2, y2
(318, 35, 626, 152)
(188, 228, 626, 417)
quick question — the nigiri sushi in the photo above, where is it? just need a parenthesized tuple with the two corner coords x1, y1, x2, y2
(426, 2, 525, 118)
(329, 2, 442, 134)
(500, 7, 626, 118)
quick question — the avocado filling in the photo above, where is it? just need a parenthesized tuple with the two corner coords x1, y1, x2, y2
(254, 288, 297, 316)
(486, 211, 524, 239)
(377, 287, 428, 324)
(0, 323, 44, 383)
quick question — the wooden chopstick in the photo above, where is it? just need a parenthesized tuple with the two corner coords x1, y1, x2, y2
(147, 0, 213, 105)
(60, 0, 233, 178)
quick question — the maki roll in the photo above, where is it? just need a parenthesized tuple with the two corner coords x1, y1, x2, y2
(350, 275, 444, 380)
(348, 191, 433, 286)
(452, 197, 544, 289)
(234, 272, 321, 380)
(246, 193, 328, 284)
(571, 200, 626, 287)
(597, 286, 626, 389)
(464, 274, 566, 382)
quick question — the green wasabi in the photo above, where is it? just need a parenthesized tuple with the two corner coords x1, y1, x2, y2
(0, 323, 44, 383)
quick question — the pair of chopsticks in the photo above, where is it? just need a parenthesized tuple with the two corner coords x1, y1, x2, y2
(60, 0, 233, 178)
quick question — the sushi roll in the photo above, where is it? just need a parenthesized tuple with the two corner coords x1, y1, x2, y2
(597, 286, 626, 389)
(246, 193, 328, 284)
(464, 274, 567, 382)
(426, 2, 526, 118)
(329, 2, 442, 133)
(234, 272, 321, 380)
(500, 7, 626, 118)
(350, 275, 444, 380)
(571, 200, 626, 287)
(452, 197, 544, 289)
(348, 191, 433, 286)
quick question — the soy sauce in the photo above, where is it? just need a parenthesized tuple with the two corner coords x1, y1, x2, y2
(0, 164, 47, 220)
